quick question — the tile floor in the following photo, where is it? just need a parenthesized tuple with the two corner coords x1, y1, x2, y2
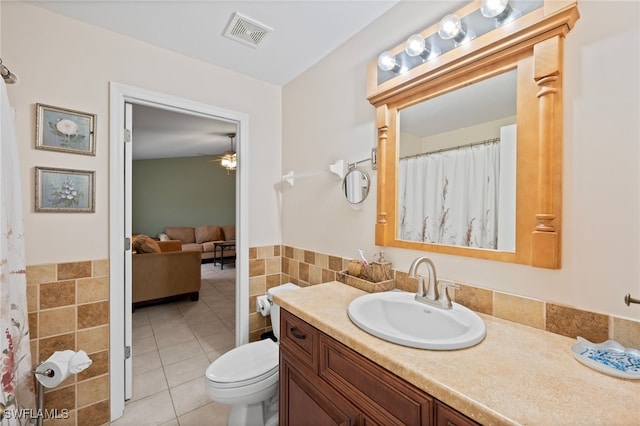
(112, 262, 235, 425)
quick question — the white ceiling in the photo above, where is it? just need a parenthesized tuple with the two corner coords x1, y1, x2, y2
(29, 0, 401, 159)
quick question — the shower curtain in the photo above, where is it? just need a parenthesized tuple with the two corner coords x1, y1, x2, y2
(0, 80, 36, 424)
(398, 141, 501, 249)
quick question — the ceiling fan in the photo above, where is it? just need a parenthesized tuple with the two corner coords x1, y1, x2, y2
(200, 133, 237, 172)
(218, 133, 237, 172)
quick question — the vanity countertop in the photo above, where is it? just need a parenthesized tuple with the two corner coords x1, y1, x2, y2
(273, 281, 640, 426)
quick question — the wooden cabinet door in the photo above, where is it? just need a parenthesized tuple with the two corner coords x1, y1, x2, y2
(280, 354, 361, 426)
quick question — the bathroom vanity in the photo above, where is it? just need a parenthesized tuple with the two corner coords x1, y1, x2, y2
(275, 282, 639, 425)
(280, 307, 477, 425)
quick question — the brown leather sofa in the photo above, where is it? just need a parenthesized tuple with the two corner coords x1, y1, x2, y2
(159, 225, 236, 262)
(132, 239, 201, 308)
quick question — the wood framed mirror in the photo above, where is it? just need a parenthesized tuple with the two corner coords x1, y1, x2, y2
(367, 0, 580, 269)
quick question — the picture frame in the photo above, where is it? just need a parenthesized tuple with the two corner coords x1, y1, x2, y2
(35, 167, 95, 213)
(35, 103, 96, 155)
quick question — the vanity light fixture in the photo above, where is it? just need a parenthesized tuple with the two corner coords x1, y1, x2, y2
(405, 34, 441, 62)
(438, 14, 476, 47)
(377, 51, 401, 73)
(481, 0, 522, 27)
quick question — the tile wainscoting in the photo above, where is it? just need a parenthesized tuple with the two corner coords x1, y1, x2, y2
(27, 249, 636, 425)
(26, 259, 110, 426)
(250, 245, 640, 350)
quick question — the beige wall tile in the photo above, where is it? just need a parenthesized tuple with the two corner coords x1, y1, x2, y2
(293, 248, 304, 262)
(266, 274, 282, 289)
(612, 316, 640, 348)
(494, 292, 545, 329)
(77, 326, 109, 354)
(76, 375, 109, 407)
(257, 245, 273, 259)
(249, 276, 266, 296)
(265, 257, 280, 275)
(27, 284, 39, 313)
(315, 253, 329, 269)
(39, 306, 76, 337)
(249, 312, 266, 332)
(38, 333, 76, 362)
(77, 277, 109, 304)
(92, 259, 109, 277)
(76, 400, 109, 426)
(456, 284, 493, 315)
(58, 261, 92, 280)
(283, 246, 294, 259)
(328, 256, 343, 271)
(77, 350, 108, 381)
(304, 250, 315, 265)
(546, 303, 608, 342)
(26, 264, 56, 285)
(77, 301, 109, 329)
(249, 246, 258, 259)
(249, 258, 265, 277)
(299, 262, 310, 283)
(309, 265, 323, 285)
(40, 281, 75, 309)
(44, 384, 75, 411)
(322, 269, 336, 283)
(274, 245, 281, 257)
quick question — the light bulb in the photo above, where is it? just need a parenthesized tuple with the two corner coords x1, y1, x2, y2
(438, 14, 475, 46)
(481, 0, 522, 26)
(480, 0, 509, 18)
(377, 51, 399, 72)
(405, 34, 425, 57)
(438, 14, 463, 40)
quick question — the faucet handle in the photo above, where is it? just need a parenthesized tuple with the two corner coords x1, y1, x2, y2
(437, 280, 460, 309)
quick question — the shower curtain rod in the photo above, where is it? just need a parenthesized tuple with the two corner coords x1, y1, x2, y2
(400, 137, 500, 160)
(0, 58, 18, 84)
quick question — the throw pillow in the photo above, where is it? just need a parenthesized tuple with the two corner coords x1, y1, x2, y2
(132, 234, 161, 253)
(222, 225, 236, 241)
(195, 225, 223, 244)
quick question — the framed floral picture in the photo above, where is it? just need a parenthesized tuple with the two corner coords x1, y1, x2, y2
(35, 103, 96, 155)
(35, 167, 95, 213)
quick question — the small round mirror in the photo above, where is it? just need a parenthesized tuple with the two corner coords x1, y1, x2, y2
(342, 168, 371, 205)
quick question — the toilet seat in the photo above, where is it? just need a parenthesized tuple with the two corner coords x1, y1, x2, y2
(206, 339, 279, 389)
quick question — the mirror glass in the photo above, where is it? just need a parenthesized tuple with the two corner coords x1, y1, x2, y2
(343, 168, 371, 205)
(398, 69, 517, 251)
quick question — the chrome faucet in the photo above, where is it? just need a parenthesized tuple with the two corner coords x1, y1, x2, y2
(407, 256, 459, 309)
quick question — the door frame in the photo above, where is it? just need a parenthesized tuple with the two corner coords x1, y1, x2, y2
(108, 82, 250, 421)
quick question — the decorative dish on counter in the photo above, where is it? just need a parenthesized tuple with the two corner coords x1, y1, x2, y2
(571, 337, 640, 379)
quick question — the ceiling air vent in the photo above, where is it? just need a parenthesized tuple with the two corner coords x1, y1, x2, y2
(223, 12, 273, 48)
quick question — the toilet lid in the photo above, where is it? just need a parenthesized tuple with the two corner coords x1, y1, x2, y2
(206, 339, 279, 386)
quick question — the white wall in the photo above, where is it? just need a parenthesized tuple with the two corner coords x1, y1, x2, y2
(1, 2, 282, 265)
(283, 1, 640, 320)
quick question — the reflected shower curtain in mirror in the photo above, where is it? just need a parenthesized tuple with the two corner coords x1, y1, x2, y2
(398, 141, 500, 249)
(0, 80, 36, 423)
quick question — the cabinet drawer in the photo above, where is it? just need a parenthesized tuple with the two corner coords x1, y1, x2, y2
(436, 401, 480, 426)
(280, 310, 318, 372)
(320, 334, 433, 425)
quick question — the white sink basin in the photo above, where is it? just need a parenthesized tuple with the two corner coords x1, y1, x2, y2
(348, 291, 486, 350)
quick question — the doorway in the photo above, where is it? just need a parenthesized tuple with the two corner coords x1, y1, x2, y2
(108, 83, 250, 422)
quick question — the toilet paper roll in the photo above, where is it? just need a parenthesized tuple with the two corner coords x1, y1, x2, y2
(35, 350, 74, 388)
(256, 295, 271, 316)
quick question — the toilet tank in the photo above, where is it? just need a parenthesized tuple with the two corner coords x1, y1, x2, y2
(266, 283, 300, 341)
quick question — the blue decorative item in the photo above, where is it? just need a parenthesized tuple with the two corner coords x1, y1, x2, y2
(572, 337, 640, 379)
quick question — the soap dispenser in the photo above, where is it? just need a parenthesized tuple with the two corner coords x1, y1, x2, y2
(370, 251, 393, 282)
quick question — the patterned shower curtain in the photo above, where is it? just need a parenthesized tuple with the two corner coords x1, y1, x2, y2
(398, 141, 501, 249)
(0, 80, 36, 424)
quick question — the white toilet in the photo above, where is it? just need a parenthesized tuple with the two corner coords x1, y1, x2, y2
(205, 283, 300, 426)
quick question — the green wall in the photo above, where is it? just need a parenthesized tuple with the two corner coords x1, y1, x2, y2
(132, 156, 236, 237)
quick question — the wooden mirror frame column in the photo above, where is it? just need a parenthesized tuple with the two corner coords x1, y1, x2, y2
(367, 0, 579, 269)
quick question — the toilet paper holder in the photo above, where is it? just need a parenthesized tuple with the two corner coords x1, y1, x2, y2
(33, 368, 55, 378)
